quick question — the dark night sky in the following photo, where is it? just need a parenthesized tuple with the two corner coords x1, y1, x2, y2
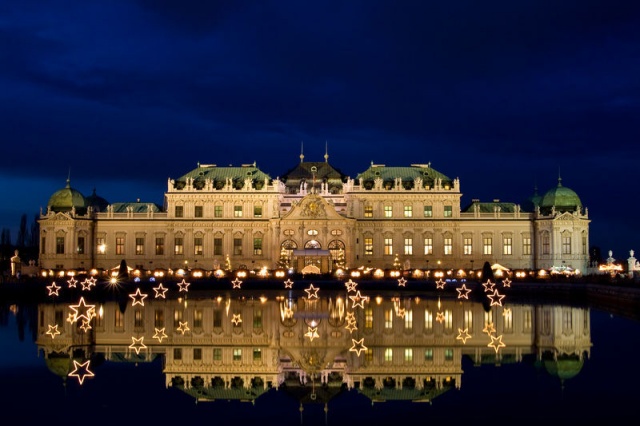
(1, 1, 638, 262)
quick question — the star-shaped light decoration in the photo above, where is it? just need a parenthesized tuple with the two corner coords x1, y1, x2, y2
(345, 321, 358, 333)
(483, 322, 496, 335)
(396, 307, 406, 319)
(488, 289, 506, 307)
(502, 307, 512, 317)
(79, 319, 92, 333)
(397, 277, 407, 287)
(283, 279, 294, 289)
(46, 324, 61, 339)
(177, 279, 190, 292)
(349, 338, 368, 356)
(177, 321, 190, 334)
(153, 283, 169, 298)
(349, 291, 368, 309)
(436, 311, 446, 323)
(456, 284, 472, 299)
(68, 360, 94, 385)
(129, 288, 148, 306)
(304, 326, 320, 341)
(488, 334, 506, 353)
(344, 279, 358, 292)
(67, 312, 77, 323)
(435, 279, 446, 289)
(345, 311, 356, 323)
(67, 277, 78, 288)
(47, 282, 62, 297)
(129, 336, 147, 354)
(304, 284, 320, 299)
(231, 314, 243, 326)
(456, 328, 472, 344)
(231, 278, 243, 289)
(482, 280, 495, 292)
(81, 276, 97, 291)
(502, 277, 512, 288)
(153, 327, 168, 342)
(68, 297, 96, 323)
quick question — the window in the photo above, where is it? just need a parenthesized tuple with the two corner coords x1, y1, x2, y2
(384, 348, 393, 362)
(173, 348, 182, 360)
(174, 237, 184, 255)
(424, 205, 433, 218)
(503, 237, 512, 255)
(463, 238, 472, 255)
(233, 238, 242, 255)
(523, 309, 532, 332)
(445, 348, 454, 361)
(233, 348, 242, 361)
(253, 309, 263, 329)
(444, 237, 452, 255)
(135, 237, 144, 255)
(214, 238, 223, 256)
(364, 308, 373, 330)
(114, 309, 124, 328)
(194, 309, 203, 328)
(77, 237, 85, 255)
(364, 238, 373, 256)
(404, 238, 413, 255)
(193, 348, 202, 361)
(134, 310, 144, 328)
(155, 237, 164, 255)
(562, 236, 571, 254)
(41, 237, 46, 255)
(384, 309, 393, 329)
(56, 236, 65, 254)
(424, 348, 433, 361)
(424, 310, 433, 331)
(254, 205, 262, 218)
(330, 229, 343, 236)
(542, 234, 550, 255)
(213, 310, 222, 328)
(194, 237, 203, 255)
(155, 309, 164, 328)
(384, 238, 393, 255)
(444, 205, 452, 217)
(253, 348, 262, 361)
(213, 348, 222, 361)
(234, 205, 243, 218)
(364, 205, 373, 218)
(96, 237, 105, 254)
(214, 205, 223, 218)
(116, 237, 124, 255)
(253, 238, 263, 255)
(175, 205, 183, 218)
(582, 234, 587, 255)
(194, 205, 203, 218)
(523, 237, 531, 256)
(404, 205, 412, 217)
(424, 238, 433, 255)
(365, 348, 373, 363)
(307, 229, 318, 236)
(503, 309, 513, 332)
(404, 348, 413, 363)
(483, 238, 492, 255)
(404, 310, 413, 330)
(384, 205, 392, 218)
(464, 310, 473, 330)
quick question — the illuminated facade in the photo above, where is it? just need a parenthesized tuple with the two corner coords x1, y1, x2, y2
(38, 156, 590, 274)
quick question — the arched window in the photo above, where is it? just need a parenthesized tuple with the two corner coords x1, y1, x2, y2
(304, 240, 321, 249)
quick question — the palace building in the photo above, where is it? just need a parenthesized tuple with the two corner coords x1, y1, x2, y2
(38, 153, 590, 275)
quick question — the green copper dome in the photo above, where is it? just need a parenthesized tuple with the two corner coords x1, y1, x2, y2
(540, 177, 582, 213)
(543, 354, 584, 381)
(48, 179, 87, 212)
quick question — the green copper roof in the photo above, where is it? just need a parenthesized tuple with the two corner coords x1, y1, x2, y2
(540, 177, 582, 212)
(462, 200, 520, 213)
(355, 164, 453, 189)
(174, 163, 272, 190)
(47, 179, 87, 212)
(110, 202, 161, 213)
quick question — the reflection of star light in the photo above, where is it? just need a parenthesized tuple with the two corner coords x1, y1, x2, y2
(502, 277, 512, 287)
(502, 307, 512, 317)
(483, 322, 496, 335)
(232, 278, 243, 289)
(129, 288, 148, 306)
(231, 314, 242, 326)
(69, 360, 94, 385)
(80, 319, 92, 333)
(349, 291, 368, 309)
(436, 312, 445, 323)
(488, 334, 506, 353)
(178, 279, 190, 292)
(488, 290, 506, 306)
(67, 277, 78, 288)
(129, 336, 147, 354)
(456, 328, 472, 344)
(46, 324, 61, 339)
(47, 282, 61, 296)
(345, 311, 356, 323)
(177, 321, 190, 334)
(153, 283, 168, 298)
(345, 321, 358, 333)
(69, 297, 96, 323)
(283, 279, 294, 288)
(345, 280, 358, 292)
(153, 327, 167, 342)
(349, 338, 367, 356)
(482, 280, 495, 292)
(396, 307, 406, 318)
(81, 277, 96, 291)
(397, 277, 407, 287)
(305, 326, 320, 341)
(304, 284, 320, 299)
(456, 284, 472, 299)
(435, 279, 446, 289)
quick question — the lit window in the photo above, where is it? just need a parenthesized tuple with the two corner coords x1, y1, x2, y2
(503, 237, 512, 255)
(444, 237, 452, 255)
(384, 348, 393, 362)
(174, 237, 184, 255)
(424, 205, 433, 217)
(384, 205, 393, 218)
(116, 237, 125, 255)
(424, 238, 433, 255)
(444, 205, 452, 217)
(523, 237, 531, 255)
(404, 205, 412, 217)
(463, 238, 472, 255)
(233, 348, 242, 361)
(404, 238, 413, 255)
(135, 237, 144, 255)
(194, 237, 203, 255)
(364, 205, 373, 218)
(404, 348, 413, 362)
(384, 238, 393, 255)
(483, 238, 492, 255)
(214, 205, 223, 218)
(155, 237, 164, 255)
(234, 205, 243, 218)
(254, 205, 262, 218)
(364, 238, 373, 256)
(253, 238, 262, 255)
(77, 237, 85, 255)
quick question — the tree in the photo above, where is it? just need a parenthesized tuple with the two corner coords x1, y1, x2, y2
(16, 214, 28, 249)
(29, 213, 39, 248)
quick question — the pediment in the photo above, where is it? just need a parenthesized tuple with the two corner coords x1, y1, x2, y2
(282, 194, 345, 221)
(555, 212, 576, 221)
(47, 211, 74, 221)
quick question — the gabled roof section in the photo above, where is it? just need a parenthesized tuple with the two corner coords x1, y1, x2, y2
(110, 202, 162, 213)
(281, 161, 346, 182)
(355, 163, 453, 188)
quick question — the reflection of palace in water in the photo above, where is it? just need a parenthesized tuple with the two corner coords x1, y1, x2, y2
(36, 289, 592, 404)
